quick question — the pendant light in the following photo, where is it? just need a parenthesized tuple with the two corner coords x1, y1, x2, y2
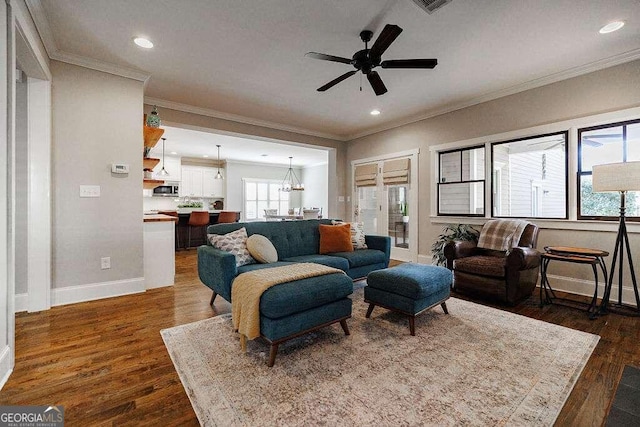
(159, 137, 170, 176)
(280, 157, 304, 192)
(215, 145, 224, 180)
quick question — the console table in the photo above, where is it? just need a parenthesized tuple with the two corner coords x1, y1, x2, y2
(540, 246, 609, 319)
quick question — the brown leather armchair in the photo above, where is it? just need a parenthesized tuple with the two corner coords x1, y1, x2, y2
(443, 223, 541, 305)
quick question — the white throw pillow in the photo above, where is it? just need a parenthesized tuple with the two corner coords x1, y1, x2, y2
(207, 227, 255, 267)
(246, 234, 278, 263)
(331, 220, 368, 250)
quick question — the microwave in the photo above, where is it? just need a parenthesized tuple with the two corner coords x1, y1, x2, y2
(153, 184, 179, 197)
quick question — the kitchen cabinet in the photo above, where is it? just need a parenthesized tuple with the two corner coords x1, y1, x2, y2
(180, 165, 225, 198)
(203, 169, 224, 198)
(153, 156, 181, 181)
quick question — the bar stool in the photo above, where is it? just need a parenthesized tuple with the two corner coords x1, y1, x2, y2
(217, 211, 238, 224)
(187, 211, 210, 249)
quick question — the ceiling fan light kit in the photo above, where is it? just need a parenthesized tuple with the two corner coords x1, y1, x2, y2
(306, 24, 438, 96)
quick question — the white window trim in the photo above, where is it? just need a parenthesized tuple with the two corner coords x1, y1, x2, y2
(430, 106, 640, 233)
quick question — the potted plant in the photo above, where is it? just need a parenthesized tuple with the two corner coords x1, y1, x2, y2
(401, 202, 409, 223)
(431, 224, 479, 266)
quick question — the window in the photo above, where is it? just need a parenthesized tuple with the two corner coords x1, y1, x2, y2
(437, 146, 485, 216)
(578, 119, 640, 219)
(244, 179, 289, 220)
(491, 132, 568, 219)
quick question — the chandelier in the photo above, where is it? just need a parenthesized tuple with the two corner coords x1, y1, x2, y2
(280, 157, 304, 192)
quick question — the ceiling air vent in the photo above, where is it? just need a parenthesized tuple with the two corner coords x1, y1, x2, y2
(410, 0, 454, 14)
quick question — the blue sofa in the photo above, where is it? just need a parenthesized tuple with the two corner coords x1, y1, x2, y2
(198, 219, 391, 304)
(197, 219, 391, 366)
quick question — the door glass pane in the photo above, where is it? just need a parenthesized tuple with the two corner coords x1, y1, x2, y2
(357, 186, 378, 234)
(388, 186, 409, 249)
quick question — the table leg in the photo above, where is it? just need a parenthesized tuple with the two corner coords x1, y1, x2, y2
(588, 263, 599, 320)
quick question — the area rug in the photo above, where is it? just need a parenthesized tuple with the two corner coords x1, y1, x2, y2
(161, 288, 599, 426)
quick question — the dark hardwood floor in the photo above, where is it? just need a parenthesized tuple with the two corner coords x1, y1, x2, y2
(1, 251, 639, 426)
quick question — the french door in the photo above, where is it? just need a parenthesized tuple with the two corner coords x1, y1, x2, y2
(353, 151, 418, 262)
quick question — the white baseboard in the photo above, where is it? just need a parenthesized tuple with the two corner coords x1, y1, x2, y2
(544, 273, 638, 305)
(0, 346, 13, 391)
(14, 293, 28, 313)
(52, 277, 145, 307)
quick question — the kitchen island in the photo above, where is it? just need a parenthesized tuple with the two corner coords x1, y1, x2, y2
(143, 214, 178, 288)
(156, 210, 241, 249)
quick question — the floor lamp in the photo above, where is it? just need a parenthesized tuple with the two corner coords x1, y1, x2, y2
(593, 161, 640, 315)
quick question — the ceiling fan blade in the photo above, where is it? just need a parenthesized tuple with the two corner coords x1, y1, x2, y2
(367, 71, 387, 96)
(369, 24, 403, 58)
(381, 59, 438, 69)
(305, 52, 352, 65)
(317, 70, 357, 92)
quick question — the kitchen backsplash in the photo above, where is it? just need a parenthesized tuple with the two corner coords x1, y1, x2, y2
(144, 196, 224, 212)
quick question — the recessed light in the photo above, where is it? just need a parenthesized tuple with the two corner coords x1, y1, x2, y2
(170, 151, 177, 155)
(599, 21, 625, 34)
(203, 155, 209, 158)
(261, 154, 268, 157)
(134, 37, 154, 48)
(370, 109, 381, 116)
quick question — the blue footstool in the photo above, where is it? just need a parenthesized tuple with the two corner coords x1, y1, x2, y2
(365, 263, 452, 335)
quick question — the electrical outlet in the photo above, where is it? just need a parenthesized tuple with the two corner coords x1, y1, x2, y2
(338, 196, 345, 202)
(101, 257, 111, 270)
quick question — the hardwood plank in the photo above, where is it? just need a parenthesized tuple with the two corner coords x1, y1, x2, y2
(0, 251, 639, 426)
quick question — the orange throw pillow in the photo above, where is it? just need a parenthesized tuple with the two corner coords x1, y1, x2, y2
(319, 223, 354, 254)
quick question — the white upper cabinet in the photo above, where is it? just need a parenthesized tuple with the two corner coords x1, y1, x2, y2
(180, 165, 225, 198)
(153, 156, 181, 181)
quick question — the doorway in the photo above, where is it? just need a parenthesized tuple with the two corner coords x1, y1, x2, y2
(352, 150, 419, 262)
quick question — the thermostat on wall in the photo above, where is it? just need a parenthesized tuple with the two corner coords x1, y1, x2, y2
(111, 163, 130, 174)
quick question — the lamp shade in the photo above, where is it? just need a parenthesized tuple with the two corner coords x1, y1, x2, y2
(592, 161, 640, 192)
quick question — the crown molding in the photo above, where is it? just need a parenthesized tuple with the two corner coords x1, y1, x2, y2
(345, 48, 640, 141)
(50, 50, 150, 82)
(25, 0, 150, 82)
(143, 97, 347, 142)
(24, 0, 56, 57)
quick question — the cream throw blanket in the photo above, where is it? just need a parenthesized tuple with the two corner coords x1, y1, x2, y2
(231, 263, 344, 346)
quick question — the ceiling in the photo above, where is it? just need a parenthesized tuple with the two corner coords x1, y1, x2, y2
(31, 0, 640, 140)
(148, 126, 328, 167)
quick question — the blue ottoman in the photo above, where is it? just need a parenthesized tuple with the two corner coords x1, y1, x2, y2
(365, 263, 452, 335)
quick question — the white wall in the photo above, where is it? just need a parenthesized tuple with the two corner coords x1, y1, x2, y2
(346, 59, 640, 286)
(51, 61, 144, 293)
(225, 160, 303, 216)
(14, 77, 27, 295)
(301, 163, 328, 215)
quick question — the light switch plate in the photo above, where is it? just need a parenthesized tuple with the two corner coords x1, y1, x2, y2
(338, 196, 345, 202)
(80, 185, 101, 198)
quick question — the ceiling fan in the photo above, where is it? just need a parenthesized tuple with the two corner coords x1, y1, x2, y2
(305, 24, 438, 96)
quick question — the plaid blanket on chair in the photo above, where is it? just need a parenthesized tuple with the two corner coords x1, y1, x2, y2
(477, 220, 529, 251)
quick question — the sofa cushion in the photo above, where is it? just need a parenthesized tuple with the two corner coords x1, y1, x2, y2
(207, 219, 335, 259)
(237, 261, 296, 275)
(207, 227, 255, 267)
(282, 254, 349, 272)
(332, 220, 368, 249)
(329, 249, 387, 268)
(246, 234, 278, 263)
(319, 224, 353, 254)
(453, 255, 506, 278)
(260, 272, 353, 319)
